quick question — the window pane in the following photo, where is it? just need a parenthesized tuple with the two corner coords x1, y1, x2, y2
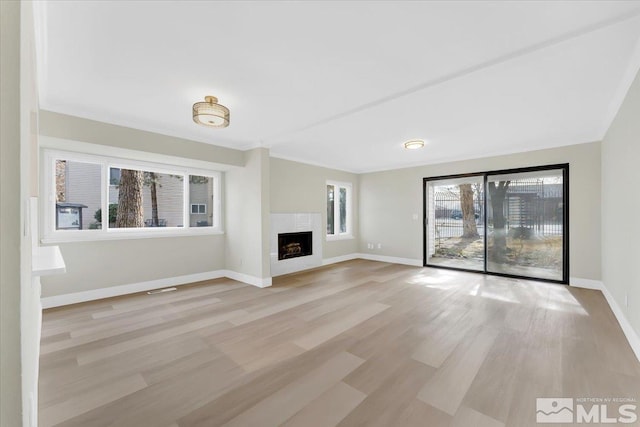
(55, 160, 102, 230)
(486, 169, 564, 281)
(425, 176, 485, 271)
(189, 175, 213, 227)
(109, 168, 121, 185)
(339, 187, 347, 233)
(326, 185, 335, 234)
(109, 169, 183, 228)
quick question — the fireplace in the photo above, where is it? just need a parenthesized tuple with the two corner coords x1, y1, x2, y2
(271, 213, 321, 276)
(278, 231, 313, 260)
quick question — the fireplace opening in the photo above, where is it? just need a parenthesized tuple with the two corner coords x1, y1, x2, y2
(278, 231, 313, 260)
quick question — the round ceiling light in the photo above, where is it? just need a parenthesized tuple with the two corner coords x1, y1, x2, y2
(192, 96, 230, 128)
(403, 139, 425, 150)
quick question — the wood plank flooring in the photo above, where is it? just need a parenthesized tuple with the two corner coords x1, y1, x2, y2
(39, 260, 640, 427)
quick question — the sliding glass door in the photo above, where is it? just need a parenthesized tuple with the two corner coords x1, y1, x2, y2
(425, 175, 485, 271)
(486, 168, 566, 281)
(424, 164, 568, 283)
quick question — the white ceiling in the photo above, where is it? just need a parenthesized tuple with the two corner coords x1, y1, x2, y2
(37, 1, 640, 173)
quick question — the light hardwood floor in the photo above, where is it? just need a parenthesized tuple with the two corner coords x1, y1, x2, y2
(39, 260, 640, 427)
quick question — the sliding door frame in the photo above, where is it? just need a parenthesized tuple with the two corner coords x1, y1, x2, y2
(423, 163, 569, 284)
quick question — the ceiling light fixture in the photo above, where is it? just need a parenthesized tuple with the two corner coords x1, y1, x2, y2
(403, 139, 425, 150)
(192, 96, 230, 128)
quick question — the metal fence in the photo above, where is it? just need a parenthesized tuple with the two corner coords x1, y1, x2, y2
(504, 181, 563, 236)
(433, 186, 484, 242)
(432, 179, 563, 246)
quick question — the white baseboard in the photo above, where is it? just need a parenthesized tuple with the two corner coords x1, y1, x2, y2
(41, 256, 640, 364)
(600, 282, 640, 363)
(223, 270, 272, 288)
(322, 254, 359, 266)
(569, 276, 639, 362)
(569, 277, 603, 290)
(41, 270, 227, 308)
(356, 253, 423, 267)
(41, 253, 423, 308)
(322, 253, 422, 267)
(41, 270, 270, 308)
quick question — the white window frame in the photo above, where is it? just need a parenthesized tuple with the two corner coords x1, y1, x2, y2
(190, 203, 207, 214)
(42, 149, 223, 243)
(326, 180, 353, 241)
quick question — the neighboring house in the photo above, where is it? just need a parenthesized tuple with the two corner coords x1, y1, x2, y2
(61, 160, 101, 230)
(188, 177, 214, 227)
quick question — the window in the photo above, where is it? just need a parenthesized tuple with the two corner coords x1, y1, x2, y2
(108, 168, 184, 228)
(43, 149, 222, 242)
(189, 175, 215, 227)
(54, 159, 103, 230)
(326, 180, 352, 239)
(109, 167, 121, 185)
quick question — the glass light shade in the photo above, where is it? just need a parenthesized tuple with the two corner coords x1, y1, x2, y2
(193, 96, 230, 128)
(404, 139, 425, 150)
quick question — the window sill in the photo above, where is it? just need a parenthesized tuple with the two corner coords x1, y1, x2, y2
(326, 234, 355, 241)
(41, 228, 225, 244)
(32, 245, 66, 276)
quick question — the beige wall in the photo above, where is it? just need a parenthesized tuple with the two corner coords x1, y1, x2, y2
(41, 236, 225, 296)
(270, 157, 359, 259)
(20, 2, 44, 426)
(359, 142, 602, 281)
(1, 1, 24, 425)
(40, 110, 244, 167)
(39, 112, 244, 297)
(225, 148, 271, 279)
(602, 69, 640, 338)
(1, 1, 43, 425)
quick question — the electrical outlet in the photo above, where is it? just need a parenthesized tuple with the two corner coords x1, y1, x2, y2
(367, 243, 373, 249)
(412, 213, 419, 220)
(377, 243, 382, 249)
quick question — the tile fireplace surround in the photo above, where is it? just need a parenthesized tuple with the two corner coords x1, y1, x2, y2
(270, 213, 322, 276)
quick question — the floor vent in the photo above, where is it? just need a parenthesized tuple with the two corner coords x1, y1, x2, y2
(147, 287, 177, 295)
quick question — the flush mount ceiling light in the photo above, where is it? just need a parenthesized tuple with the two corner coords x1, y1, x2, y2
(403, 139, 425, 150)
(192, 96, 230, 128)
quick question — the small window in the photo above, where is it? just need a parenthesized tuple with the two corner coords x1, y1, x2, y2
(189, 175, 215, 227)
(109, 168, 121, 185)
(55, 159, 103, 230)
(326, 180, 352, 239)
